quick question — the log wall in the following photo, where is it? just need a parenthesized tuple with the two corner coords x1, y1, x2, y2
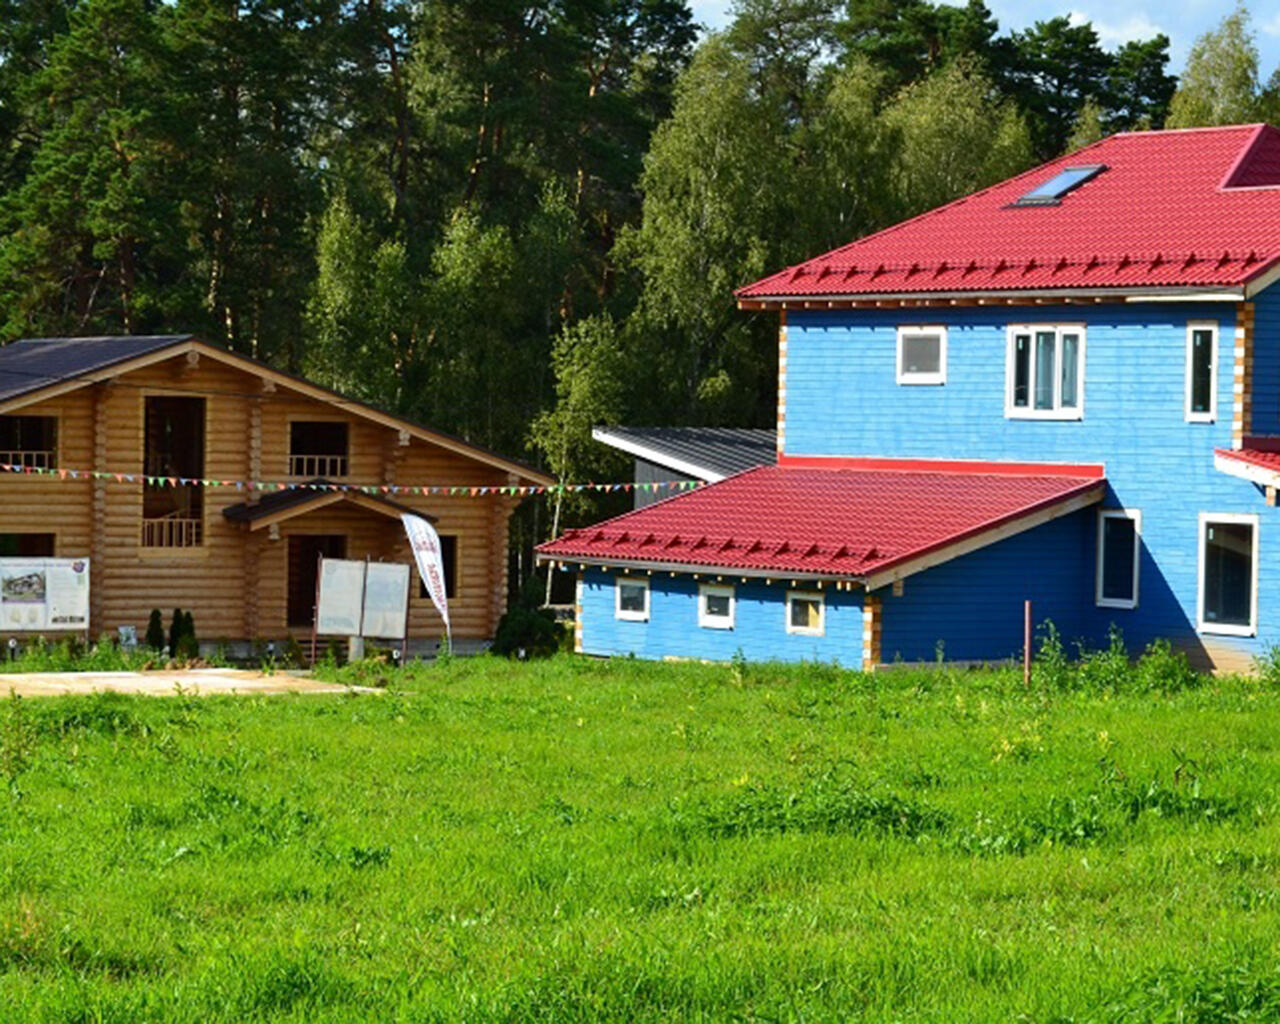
(0, 350, 529, 644)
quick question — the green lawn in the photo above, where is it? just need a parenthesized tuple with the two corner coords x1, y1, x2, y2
(1, 655, 1280, 1021)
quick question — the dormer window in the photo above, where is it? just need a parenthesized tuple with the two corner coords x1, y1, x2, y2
(1012, 164, 1106, 206)
(290, 421, 349, 477)
(0, 415, 57, 469)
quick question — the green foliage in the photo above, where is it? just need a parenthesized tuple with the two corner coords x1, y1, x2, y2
(1167, 4, 1263, 127)
(144, 609, 165, 652)
(881, 58, 1032, 218)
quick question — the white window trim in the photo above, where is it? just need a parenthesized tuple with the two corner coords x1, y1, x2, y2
(785, 590, 825, 636)
(1095, 508, 1141, 610)
(1197, 512, 1259, 637)
(615, 576, 650, 622)
(698, 583, 735, 629)
(1184, 320, 1218, 423)
(896, 325, 947, 385)
(1004, 324, 1086, 420)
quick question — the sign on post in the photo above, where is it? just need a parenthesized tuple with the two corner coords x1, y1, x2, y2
(314, 558, 411, 640)
(0, 558, 90, 631)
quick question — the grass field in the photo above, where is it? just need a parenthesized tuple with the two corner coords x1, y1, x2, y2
(2, 653, 1280, 1021)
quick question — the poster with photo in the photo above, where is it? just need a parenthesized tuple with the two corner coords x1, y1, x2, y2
(0, 558, 89, 631)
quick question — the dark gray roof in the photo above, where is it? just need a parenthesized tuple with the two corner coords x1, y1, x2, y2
(593, 426, 776, 480)
(222, 480, 433, 524)
(0, 335, 192, 404)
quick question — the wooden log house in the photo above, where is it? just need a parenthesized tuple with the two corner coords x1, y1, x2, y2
(0, 335, 553, 650)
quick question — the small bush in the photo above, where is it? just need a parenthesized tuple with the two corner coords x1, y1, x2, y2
(492, 605, 565, 659)
(144, 609, 165, 652)
(1032, 620, 1073, 691)
(1134, 638, 1202, 694)
(1075, 625, 1132, 691)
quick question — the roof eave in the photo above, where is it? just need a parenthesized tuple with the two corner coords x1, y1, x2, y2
(737, 285, 1249, 310)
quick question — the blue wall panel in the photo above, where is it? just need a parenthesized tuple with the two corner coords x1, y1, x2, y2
(878, 508, 1093, 663)
(785, 298, 1278, 665)
(1253, 287, 1280, 436)
(578, 569, 864, 667)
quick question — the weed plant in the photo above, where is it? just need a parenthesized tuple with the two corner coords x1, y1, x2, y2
(0, 654, 1276, 1021)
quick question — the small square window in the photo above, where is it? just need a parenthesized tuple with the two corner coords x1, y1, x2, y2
(786, 590, 824, 636)
(698, 584, 735, 629)
(1096, 509, 1140, 609)
(896, 327, 947, 385)
(615, 577, 650, 621)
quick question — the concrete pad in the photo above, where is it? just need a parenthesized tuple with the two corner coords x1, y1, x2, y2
(0, 668, 379, 698)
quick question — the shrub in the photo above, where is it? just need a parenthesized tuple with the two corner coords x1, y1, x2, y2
(1032, 619, 1073, 691)
(1254, 644, 1280, 687)
(144, 609, 165, 652)
(168, 608, 183, 658)
(1134, 638, 1203, 694)
(492, 605, 565, 659)
(1075, 625, 1133, 691)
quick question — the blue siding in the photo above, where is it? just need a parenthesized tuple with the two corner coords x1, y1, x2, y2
(878, 509, 1093, 663)
(785, 298, 1277, 664)
(1253, 286, 1280, 435)
(578, 570, 864, 667)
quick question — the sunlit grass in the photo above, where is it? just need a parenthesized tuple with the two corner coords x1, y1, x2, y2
(0, 654, 1278, 1020)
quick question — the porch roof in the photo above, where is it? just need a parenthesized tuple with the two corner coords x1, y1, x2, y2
(222, 480, 434, 530)
(537, 459, 1105, 589)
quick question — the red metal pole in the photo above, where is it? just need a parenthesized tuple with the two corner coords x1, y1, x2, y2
(1023, 599, 1032, 687)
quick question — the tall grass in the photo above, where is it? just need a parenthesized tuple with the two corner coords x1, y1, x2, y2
(0, 654, 1277, 1021)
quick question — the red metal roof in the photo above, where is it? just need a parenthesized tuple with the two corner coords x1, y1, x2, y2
(538, 463, 1105, 582)
(1216, 446, 1280, 475)
(737, 124, 1280, 301)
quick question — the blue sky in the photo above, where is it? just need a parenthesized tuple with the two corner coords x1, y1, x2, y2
(690, 0, 1280, 78)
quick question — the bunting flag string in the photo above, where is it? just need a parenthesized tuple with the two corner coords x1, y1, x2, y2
(0, 461, 706, 498)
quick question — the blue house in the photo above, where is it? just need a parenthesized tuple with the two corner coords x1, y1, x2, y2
(539, 124, 1280, 673)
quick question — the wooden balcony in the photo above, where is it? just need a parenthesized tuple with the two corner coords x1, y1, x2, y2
(0, 449, 55, 469)
(289, 453, 348, 478)
(141, 514, 203, 549)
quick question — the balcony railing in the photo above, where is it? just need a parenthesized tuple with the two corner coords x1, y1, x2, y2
(289, 453, 348, 478)
(141, 515, 203, 549)
(0, 449, 55, 469)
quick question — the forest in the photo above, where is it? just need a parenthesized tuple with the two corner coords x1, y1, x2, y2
(0, 0, 1276, 493)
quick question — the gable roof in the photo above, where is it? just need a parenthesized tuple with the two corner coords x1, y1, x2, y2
(738, 124, 1280, 304)
(0, 335, 553, 485)
(0, 335, 193, 403)
(537, 460, 1104, 589)
(592, 426, 776, 481)
(222, 480, 433, 530)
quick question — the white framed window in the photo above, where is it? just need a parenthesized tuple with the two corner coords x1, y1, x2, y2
(896, 326, 947, 385)
(615, 577, 650, 622)
(1096, 509, 1141, 609)
(786, 590, 824, 636)
(1005, 325, 1085, 420)
(698, 583, 735, 629)
(1197, 513, 1259, 637)
(1185, 321, 1217, 423)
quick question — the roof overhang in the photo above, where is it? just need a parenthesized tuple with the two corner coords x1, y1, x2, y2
(1214, 448, 1280, 490)
(737, 285, 1254, 311)
(0, 337, 553, 485)
(223, 488, 433, 532)
(591, 426, 723, 482)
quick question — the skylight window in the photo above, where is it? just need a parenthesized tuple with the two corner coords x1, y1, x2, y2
(1013, 164, 1106, 206)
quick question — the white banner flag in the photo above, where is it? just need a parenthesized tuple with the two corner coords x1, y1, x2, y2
(402, 514, 450, 639)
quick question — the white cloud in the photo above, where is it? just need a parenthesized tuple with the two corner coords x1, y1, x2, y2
(1066, 9, 1167, 48)
(1260, 12, 1280, 38)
